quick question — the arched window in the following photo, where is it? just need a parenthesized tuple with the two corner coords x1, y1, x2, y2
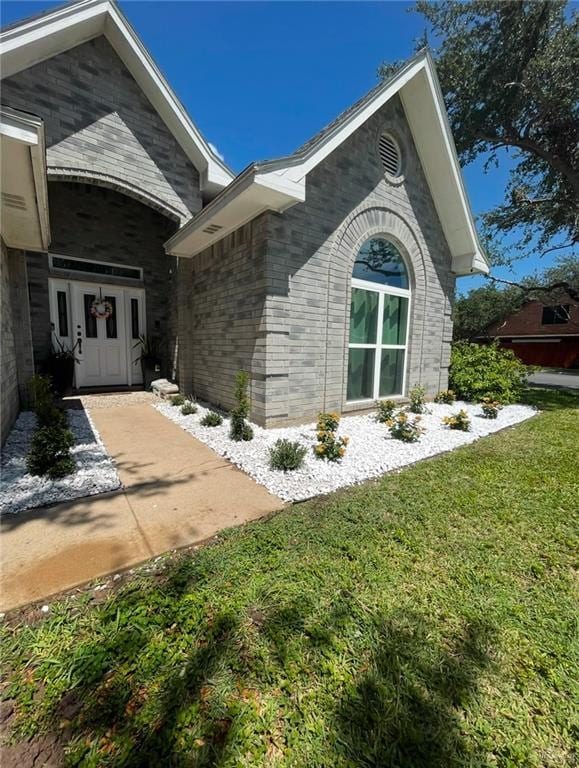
(347, 237, 410, 401)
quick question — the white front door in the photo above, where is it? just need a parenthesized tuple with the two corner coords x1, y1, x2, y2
(49, 279, 146, 389)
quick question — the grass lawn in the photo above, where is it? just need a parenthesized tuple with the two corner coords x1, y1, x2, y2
(1, 389, 577, 767)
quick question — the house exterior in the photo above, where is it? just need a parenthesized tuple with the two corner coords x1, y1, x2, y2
(0, 0, 488, 444)
(479, 298, 579, 369)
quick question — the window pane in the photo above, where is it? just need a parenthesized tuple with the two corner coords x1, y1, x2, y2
(56, 291, 68, 337)
(353, 238, 409, 289)
(347, 347, 375, 401)
(52, 256, 141, 281)
(379, 349, 405, 397)
(105, 296, 117, 339)
(382, 295, 408, 345)
(131, 298, 140, 339)
(83, 294, 97, 338)
(349, 288, 379, 344)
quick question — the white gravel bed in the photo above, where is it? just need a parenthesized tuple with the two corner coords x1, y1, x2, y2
(154, 399, 537, 502)
(1, 410, 121, 515)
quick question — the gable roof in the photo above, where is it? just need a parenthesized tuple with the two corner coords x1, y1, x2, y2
(0, 0, 234, 197)
(166, 50, 489, 276)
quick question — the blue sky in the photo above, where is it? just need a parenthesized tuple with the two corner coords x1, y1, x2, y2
(1, 1, 562, 292)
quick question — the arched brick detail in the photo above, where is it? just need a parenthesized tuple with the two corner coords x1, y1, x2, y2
(48, 168, 184, 224)
(323, 205, 428, 411)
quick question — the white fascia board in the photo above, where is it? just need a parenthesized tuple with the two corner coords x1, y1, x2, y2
(0, 106, 50, 251)
(0, 0, 234, 193)
(165, 168, 303, 258)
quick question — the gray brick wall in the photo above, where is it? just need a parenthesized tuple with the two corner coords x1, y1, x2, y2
(177, 95, 455, 426)
(28, 181, 178, 372)
(177, 216, 269, 422)
(1, 239, 34, 445)
(1, 36, 201, 223)
(260, 95, 455, 425)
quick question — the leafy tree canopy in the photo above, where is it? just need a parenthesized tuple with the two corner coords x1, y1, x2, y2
(379, 1, 578, 262)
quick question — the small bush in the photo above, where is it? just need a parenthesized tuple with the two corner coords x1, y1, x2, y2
(434, 389, 456, 405)
(27, 424, 75, 478)
(170, 394, 185, 406)
(29, 374, 66, 428)
(181, 402, 197, 416)
(442, 409, 471, 431)
(314, 412, 348, 462)
(375, 399, 397, 422)
(269, 439, 307, 472)
(480, 397, 502, 419)
(408, 384, 427, 414)
(387, 412, 424, 442)
(449, 341, 527, 403)
(201, 411, 223, 427)
(230, 370, 253, 441)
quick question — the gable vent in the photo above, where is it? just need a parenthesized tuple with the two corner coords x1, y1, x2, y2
(202, 223, 223, 235)
(378, 133, 402, 178)
(1, 192, 27, 210)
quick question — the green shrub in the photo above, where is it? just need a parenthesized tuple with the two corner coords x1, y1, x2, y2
(201, 411, 222, 427)
(442, 409, 471, 431)
(27, 424, 75, 478)
(181, 402, 197, 416)
(269, 439, 307, 472)
(28, 374, 66, 428)
(480, 397, 502, 419)
(408, 384, 427, 414)
(387, 412, 424, 442)
(314, 412, 348, 462)
(449, 341, 528, 403)
(230, 370, 253, 441)
(375, 399, 397, 422)
(434, 389, 456, 405)
(170, 394, 185, 406)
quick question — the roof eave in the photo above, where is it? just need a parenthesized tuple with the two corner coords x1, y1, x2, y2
(0, 0, 234, 193)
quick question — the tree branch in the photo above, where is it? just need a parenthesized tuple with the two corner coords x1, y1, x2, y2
(486, 275, 579, 302)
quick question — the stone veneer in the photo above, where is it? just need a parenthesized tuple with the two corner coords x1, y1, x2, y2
(178, 95, 456, 426)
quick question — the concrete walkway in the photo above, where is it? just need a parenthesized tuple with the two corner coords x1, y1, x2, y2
(0, 401, 282, 611)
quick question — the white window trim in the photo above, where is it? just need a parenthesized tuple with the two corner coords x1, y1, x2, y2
(347, 277, 411, 404)
(49, 253, 144, 281)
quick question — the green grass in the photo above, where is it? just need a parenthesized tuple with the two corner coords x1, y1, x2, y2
(2, 389, 578, 767)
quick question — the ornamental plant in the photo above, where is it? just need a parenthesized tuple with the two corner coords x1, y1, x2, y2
(314, 412, 348, 462)
(269, 439, 307, 472)
(387, 412, 424, 443)
(408, 384, 427, 414)
(442, 409, 471, 432)
(230, 370, 254, 442)
(375, 399, 397, 423)
(170, 394, 185, 407)
(480, 397, 502, 420)
(434, 389, 456, 405)
(449, 341, 528, 404)
(27, 374, 75, 478)
(181, 402, 197, 416)
(201, 411, 222, 427)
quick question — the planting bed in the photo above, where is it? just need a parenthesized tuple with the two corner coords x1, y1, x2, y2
(155, 400, 536, 502)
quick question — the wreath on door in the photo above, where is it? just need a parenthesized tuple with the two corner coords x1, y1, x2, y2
(90, 297, 114, 319)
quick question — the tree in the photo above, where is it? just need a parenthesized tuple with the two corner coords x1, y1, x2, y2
(379, 1, 578, 266)
(453, 254, 579, 339)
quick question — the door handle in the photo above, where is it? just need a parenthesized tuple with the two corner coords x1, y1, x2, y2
(76, 330, 83, 355)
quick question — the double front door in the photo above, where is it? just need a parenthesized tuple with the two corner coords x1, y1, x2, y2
(49, 279, 145, 388)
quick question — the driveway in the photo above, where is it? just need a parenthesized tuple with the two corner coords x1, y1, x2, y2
(0, 397, 282, 611)
(527, 369, 579, 390)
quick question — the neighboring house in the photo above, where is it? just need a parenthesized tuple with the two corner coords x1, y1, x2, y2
(0, 0, 488, 444)
(478, 298, 579, 369)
